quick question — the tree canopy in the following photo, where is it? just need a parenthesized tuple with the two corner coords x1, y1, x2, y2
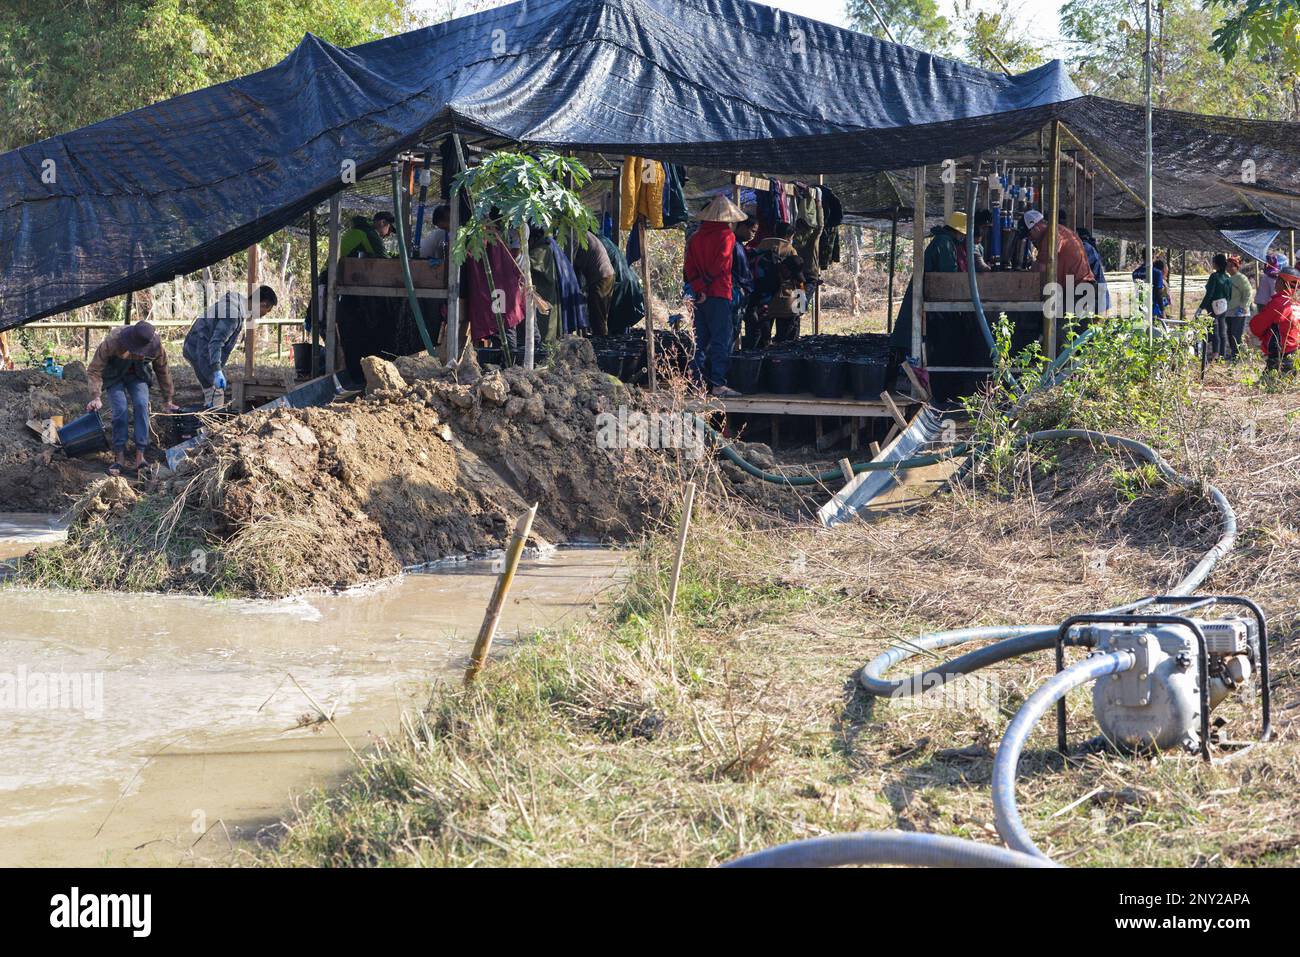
(0, 0, 414, 151)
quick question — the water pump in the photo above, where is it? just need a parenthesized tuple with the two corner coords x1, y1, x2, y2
(1056, 595, 1271, 760)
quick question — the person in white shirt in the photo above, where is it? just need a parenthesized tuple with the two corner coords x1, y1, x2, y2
(418, 204, 451, 261)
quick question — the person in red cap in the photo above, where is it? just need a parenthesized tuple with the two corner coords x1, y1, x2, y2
(85, 319, 179, 475)
(1249, 267, 1300, 374)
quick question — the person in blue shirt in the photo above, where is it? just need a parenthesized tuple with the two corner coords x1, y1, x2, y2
(1077, 228, 1109, 313)
(730, 216, 756, 348)
(1133, 257, 1170, 318)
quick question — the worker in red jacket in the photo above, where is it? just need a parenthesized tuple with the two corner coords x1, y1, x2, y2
(1249, 266, 1299, 374)
(685, 195, 746, 396)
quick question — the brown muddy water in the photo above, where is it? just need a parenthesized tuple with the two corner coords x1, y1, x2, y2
(0, 516, 628, 866)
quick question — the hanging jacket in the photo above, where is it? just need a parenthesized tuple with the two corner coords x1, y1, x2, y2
(684, 221, 735, 301)
(466, 240, 524, 341)
(548, 238, 589, 335)
(1249, 290, 1298, 355)
(662, 164, 690, 227)
(620, 156, 665, 232)
(599, 235, 645, 335)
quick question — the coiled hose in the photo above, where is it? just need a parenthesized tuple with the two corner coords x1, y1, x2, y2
(727, 429, 1238, 867)
(992, 651, 1137, 859)
(722, 831, 1054, 868)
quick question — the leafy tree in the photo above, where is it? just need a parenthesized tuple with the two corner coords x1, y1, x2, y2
(953, 1, 1046, 73)
(0, 0, 414, 151)
(845, 0, 955, 53)
(1207, 0, 1300, 115)
(1059, 0, 1299, 118)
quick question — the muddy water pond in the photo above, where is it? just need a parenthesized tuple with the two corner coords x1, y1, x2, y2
(0, 516, 628, 866)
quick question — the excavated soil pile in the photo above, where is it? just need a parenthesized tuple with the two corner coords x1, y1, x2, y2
(0, 365, 102, 512)
(26, 340, 680, 596)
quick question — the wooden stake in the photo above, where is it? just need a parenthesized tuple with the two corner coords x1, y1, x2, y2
(667, 481, 696, 619)
(837, 458, 854, 485)
(465, 503, 538, 685)
(880, 390, 908, 432)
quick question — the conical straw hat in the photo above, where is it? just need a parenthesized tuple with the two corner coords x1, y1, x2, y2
(692, 194, 748, 223)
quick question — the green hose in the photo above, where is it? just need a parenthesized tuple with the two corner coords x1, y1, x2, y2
(390, 162, 436, 358)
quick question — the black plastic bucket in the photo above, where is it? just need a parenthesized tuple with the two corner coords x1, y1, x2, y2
(619, 352, 643, 383)
(595, 351, 623, 377)
(476, 347, 504, 368)
(727, 352, 765, 394)
(58, 411, 110, 458)
(847, 359, 888, 401)
(764, 354, 804, 394)
(806, 355, 848, 399)
(293, 342, 326, 379)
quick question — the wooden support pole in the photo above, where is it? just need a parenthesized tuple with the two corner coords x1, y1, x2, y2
(666, 481, 696, 619)
(309, 207, 321, 378)
(446, 171, 461, 363)
(912, 166, 926, 362)
(880, 390, 908, 431)
(887, 207, 898, 332)
(1179, 249, 1188, 321)
(813, 173, 824, 335)
(521, 223, 536, 369)
(465, 503, 538, 685)
(325, 196, 341, 375)
(244, 244, 260, 379)
(638, 217, 656, 390)
(1045, 120, 1062, 358)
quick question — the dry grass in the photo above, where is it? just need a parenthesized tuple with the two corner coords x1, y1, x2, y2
(258, 350, 1300, 866)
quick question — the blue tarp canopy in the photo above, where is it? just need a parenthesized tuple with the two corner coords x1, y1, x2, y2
(1, 0, 1297, 329)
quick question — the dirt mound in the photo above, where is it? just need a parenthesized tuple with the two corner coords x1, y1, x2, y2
(24, 341, 677, 595)
(0, 365, 104, 513)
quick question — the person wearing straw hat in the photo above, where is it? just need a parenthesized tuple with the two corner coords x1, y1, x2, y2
(685, 194, 746, 396)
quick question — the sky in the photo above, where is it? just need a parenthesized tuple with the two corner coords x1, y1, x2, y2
(409, 0, 1070, 61)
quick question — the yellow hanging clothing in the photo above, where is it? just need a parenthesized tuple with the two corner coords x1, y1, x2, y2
(620, 156, 665, 232)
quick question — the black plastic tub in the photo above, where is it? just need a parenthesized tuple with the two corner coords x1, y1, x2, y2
(727, 352, 765, 394)
(595, 351, 624, 377)
(292, 342, 326, 379)
(476, 347, 504, 368)
(58, 411, 110, 458)
(805, 355, 848, 399)
(847, 359, 888, 401)
(764, 353, 804, 394)
(619, 352, 643, 383)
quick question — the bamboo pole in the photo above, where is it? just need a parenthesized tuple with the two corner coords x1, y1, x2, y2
(638, 217, 657, 390)
(465, 503, 538, 685)
(667, 481, 696, 619)
(911, 166, 926, 362)
(1045, 120, 1061, 357)
(309, 208, 321, 378)
(325, 196, 341, 375)
(244, 243, 260, 379)
(1179, 249, 1188, 321)
(887, 207, 898, 332)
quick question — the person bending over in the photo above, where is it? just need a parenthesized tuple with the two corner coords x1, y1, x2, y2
(86, 320, 178, 476)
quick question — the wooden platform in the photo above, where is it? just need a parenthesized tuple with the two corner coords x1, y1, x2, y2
(691, 390, 922, 452)
(690, 391, 914, 418)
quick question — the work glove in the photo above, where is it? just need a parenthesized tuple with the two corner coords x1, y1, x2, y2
(213, 370, 227, 390)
